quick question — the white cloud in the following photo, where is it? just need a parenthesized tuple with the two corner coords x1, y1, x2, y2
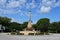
(42, 0, 60, 7)
(11, 18, 19, 23)
(0, 8, 23, 14)
(3, 9, 16, 14)
(0, 0, 27, 9)
(7, 1, 20, 8)
(0, 0, 60, 14)
(26, 0, 36, 9)
(19, 0, 26, 4)
(0, 0, 6, 3)
(0, 8, 3, 14)
(0, 0, 27, 14)
(39, 0, 52, 13)
(26, 3, 36, 9)
(39, 0, 60, 13)
(55, 0, 60, 7)
(40, 6, 51, 13)
(6, 0, 26, 8)
(0, 0, 7, 8)
(42, 0, 55, 7)
(30, 3, 36, 8)
(31, 0, 36, 8)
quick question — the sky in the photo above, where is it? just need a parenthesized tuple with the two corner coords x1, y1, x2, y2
(0, 0, 60, 24)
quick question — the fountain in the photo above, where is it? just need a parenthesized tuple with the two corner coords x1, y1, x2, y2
(19, 11, 39, 35)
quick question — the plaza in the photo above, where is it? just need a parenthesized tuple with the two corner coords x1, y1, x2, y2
(0, 33, 60, 40)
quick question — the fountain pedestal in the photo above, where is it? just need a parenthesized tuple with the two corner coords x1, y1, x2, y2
(19, 11, 40, 35)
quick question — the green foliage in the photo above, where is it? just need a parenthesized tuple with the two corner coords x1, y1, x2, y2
(1, 16, 60, 34)
(22, 22, 28, 28)
(17, 22, 28, 31)
(11, 32, 17, 35)
(9, 22, 21, 31)
(0, 17, 11, 26)
(57, 22, 60, 33)
(17, 33, 24, 35)
(50, 22, 58, 32)
(29, 33, 34, 35)
(32, 24, 38, 30)
(49, 22, 60, 33)
(0, 17, 11, 32)
(37, 18, 50, 32)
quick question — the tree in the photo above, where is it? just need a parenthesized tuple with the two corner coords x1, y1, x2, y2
(37, 18, 50, 33)
(50, 22, 58, 33)
(33, 24, 38, 31)
(0, 17, 11, 32)
(9, 22, 22, 31)
(0, 17, 11, 26)
(22, 22, 28, 29)
(57, 22, 60, 33)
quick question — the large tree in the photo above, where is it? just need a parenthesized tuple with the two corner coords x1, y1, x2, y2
(0, 17, 11, 32)
(57, 22, 60, 33)
(9, 22, 22, 31)
(37, 18, 50, 33)
(50, 22, 58, 33)
(33, 24, 38, 31)
(9, 22, 28, 31)
(22, 22, 28, 29)
(0, 17, 11, 26)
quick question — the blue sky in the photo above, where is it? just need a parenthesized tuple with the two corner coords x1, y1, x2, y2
(0, 0, 60, 24)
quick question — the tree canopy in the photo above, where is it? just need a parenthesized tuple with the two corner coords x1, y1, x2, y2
(0, 16, 60, 33)
(37, 18, 50, 32)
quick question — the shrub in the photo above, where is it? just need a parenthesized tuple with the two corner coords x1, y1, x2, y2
(17, 33, 24, 35)
(11, 32, 17, 35)
(29, 33, 34, 35)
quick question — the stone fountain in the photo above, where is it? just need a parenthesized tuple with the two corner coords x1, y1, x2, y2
(19, 11, 39, 35)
